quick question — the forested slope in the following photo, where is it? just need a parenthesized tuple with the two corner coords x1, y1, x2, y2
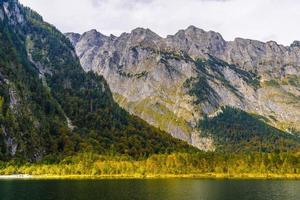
(0, 0, 193, 162)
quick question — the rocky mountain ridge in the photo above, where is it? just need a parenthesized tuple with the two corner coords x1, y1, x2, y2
(66, 26, 300, 150)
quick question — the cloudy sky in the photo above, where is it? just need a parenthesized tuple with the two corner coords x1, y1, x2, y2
(19, 0, 300, 45)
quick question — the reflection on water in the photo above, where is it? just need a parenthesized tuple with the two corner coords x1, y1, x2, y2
(0, 179, 299, 200)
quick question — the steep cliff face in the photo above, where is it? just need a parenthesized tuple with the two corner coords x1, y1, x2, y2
(66, 26, 300, 150)
(0, 0, 193, 161)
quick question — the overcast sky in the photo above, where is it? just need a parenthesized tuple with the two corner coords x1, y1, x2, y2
(19, 0, 300, 45)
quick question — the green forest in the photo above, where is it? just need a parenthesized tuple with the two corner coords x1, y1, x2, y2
(199, 107, 300, 153)
(0, 152, 299, 178)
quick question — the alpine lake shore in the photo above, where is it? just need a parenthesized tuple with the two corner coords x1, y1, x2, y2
(0, 153, 299, 180)
(0, 173, 299, 180)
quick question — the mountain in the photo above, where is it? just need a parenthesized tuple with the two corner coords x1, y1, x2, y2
(66, 26, 300, 151)
(0, 0, 193, 161)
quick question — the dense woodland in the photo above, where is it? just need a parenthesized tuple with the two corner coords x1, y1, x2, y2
(199, 107, 300, 153)
(0, 152, 299, 177)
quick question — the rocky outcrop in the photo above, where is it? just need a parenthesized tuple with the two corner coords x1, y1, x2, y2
(164, 25, 227, 59)
(2, 0, 25, 25)
(65, 32, 81, 47)
(66, 26, 300, 150)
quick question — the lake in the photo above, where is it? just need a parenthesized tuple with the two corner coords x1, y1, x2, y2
(0, 179, 299, 200)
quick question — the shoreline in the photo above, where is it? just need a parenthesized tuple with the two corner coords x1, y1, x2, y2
(0, 173, 299, 180)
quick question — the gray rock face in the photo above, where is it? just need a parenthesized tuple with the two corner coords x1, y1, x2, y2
(0, 6, 4, 21)
(66, 26, 300, 150)
(65, 32, 81, 47)
(2, 0, 25, 25)
(220, 39, 300, 80)
(164, 25, 226, 59)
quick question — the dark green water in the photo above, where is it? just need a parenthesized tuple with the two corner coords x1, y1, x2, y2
(0, 179, 299, 200)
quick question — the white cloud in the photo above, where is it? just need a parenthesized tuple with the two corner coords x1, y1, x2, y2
(19, 0, 300, 45)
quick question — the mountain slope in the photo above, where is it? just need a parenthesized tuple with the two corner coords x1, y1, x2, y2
(66, 26, 300, 151)
(0, 0, 193, 161)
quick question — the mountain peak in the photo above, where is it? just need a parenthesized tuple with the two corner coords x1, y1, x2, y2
(131, 27, 151, 33)
(166, 26, 226, 57)
(130, 27, 161, 40)
(84, 29, 105, 37)
(79, 29, 109, 46)
(291, 40, 300, 48)
(185, 25, 206, 33)
(177, 25, 224, 40)
(65, 32, 81, 47)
